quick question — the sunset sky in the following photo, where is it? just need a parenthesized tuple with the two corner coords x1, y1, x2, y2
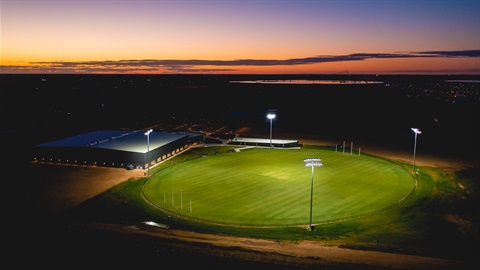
(1, 0, 479, 74)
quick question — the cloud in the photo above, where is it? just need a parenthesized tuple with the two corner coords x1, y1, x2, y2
(1, 49, 479, 73)
(413, 50, 480, 57)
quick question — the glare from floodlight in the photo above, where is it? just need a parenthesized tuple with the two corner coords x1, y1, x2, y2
(267, 113, 276, 120)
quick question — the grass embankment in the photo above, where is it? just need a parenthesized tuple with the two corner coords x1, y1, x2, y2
(67, 145, 479, 261)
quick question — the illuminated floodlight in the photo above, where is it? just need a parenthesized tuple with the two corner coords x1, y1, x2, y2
(304, 158, 322, 166)
(410, 128, 422, 173)
(145, 129, 153, 176)
(142, 221, 169, 229)
(304, 158, 323, 231)
(411, 128, 422, 135)
(267, 113, 276, 148)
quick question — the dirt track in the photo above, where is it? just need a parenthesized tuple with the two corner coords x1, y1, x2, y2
(77, 222, 471, 270)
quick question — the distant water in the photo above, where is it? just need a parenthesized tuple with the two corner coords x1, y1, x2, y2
(445, 80, 480, 83)
(230, 79, 384, 85)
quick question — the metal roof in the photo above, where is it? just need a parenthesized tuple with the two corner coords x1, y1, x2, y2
(37, 130, 196, 153)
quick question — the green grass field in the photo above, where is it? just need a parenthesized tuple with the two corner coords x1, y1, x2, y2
(142, 146, 415, 227)
(67, 144, 478, 262)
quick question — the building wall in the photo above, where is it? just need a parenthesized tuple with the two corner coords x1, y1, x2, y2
(33, 133, 205, 169)
(144, 134, 204, 169)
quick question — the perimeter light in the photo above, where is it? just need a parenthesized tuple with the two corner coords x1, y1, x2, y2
(267, 113, 276, 120)
(411, 128, 422, 173)
(304, 158, 323, 231)
(411, 128, 422, 134)
(267, 113, 276, 148)
(145, 129, 153, 176)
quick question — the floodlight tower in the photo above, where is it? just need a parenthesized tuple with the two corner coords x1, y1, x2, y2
(304, 158, 323, 231)
(411, 128, 422, 173)
(145, 129, 153, 176)
(267, 113, 276, 148)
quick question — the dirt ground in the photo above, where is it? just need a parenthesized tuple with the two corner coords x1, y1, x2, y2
(30, 135, 477, 270)
(31, 163, 145, 214)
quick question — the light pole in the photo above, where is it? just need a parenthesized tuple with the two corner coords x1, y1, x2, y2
(267, 113, 276, 148)
(145, 129, 153, 176)
(411, 128, 421, 173)
(304, 158, 322, 231)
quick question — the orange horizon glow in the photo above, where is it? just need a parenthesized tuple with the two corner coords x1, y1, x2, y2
(2, 55, 479, 75)
(1, 0, 479, 75)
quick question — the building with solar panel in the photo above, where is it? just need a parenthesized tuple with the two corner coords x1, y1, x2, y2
(33, 130, 205, 169)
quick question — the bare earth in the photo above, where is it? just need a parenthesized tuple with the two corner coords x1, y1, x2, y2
(32, 134, 477, 270)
